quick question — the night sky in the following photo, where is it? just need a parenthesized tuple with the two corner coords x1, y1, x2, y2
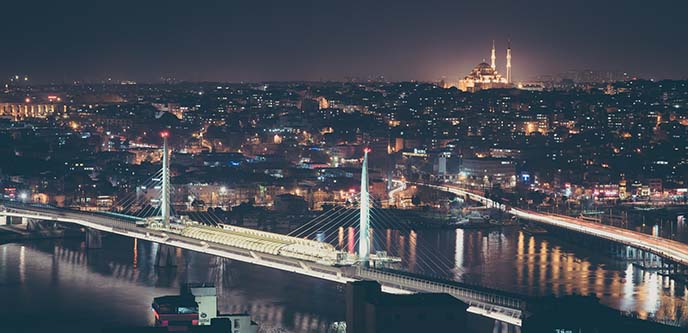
(4, 0, 687, 83)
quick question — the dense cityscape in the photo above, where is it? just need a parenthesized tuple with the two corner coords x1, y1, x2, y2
(1, 1, 688, 333)
(2, 75, 686, 214)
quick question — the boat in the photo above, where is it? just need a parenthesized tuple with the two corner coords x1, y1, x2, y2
(455, 213, 495, 229)
(490, 216, 520, 227)
(521, 223, 548, 235)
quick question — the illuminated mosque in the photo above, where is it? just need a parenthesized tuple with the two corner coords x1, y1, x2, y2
(456, 41, 512, 92)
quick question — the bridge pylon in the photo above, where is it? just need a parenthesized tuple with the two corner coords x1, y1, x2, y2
(161, 131, 171, 228)
(359, 148, 371, 266)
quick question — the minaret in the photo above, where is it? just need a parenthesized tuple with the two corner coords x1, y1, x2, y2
(359, 148, 371, 266)
(161, 131, 171, 228)
(506, 40, 512, 84)
(490, 40, 496, 70)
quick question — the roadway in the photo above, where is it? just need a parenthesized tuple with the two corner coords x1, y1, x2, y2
(419, 182, 688, 267)
(388, 179, 406, 206)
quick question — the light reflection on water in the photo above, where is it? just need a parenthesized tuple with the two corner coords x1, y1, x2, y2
(0, 237, 343, 333)
(333, 225, 688, 324)
(1, 222, 688, 330)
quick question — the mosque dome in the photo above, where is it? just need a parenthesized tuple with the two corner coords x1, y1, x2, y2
(455, 41, 512, 92)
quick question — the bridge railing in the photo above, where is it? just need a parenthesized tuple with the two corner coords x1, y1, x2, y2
(356, 267, 525, 312)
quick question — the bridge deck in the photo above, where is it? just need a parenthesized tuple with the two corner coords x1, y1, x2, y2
(355, 267, 524, 326)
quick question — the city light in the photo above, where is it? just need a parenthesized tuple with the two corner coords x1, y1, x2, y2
(1, 5, 687, 332)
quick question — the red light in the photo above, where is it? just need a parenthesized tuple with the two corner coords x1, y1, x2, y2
(160, 131, 169, 138)
(349, 188, 356, 193)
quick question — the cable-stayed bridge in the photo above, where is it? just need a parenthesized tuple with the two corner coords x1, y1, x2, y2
(0, 139, 525, 326)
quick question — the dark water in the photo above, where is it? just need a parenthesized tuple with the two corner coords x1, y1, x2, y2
(1, 220, 687, 332)
(0, 236, 344, 333)
(339, 224, 688, 325)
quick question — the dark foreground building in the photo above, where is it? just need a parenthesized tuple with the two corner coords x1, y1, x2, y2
(104, 283, 257, 333)
(103, 318, 234, 333)
(523, 295, 685, 333)
(346, 280, 469, 333)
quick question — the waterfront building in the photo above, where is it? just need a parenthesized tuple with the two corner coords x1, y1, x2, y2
(0, 102, 64, 120)
(459, 158, 517, 188)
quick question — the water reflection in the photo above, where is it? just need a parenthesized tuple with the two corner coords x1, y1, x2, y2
(0, 237, 343, 333)
(3, 221, 688, 329)
(133, 238, 138, 269)
(333, 225, 688, 324)
(455, 229, 464, 276)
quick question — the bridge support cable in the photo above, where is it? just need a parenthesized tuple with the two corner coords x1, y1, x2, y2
(292, 208, 360, 243)
(287, 205, 347, 236)
(110, 175, 160, 213)
(196, 211, 221, 226)
(168, 183, 180, 218)
(302, 208, 360, 242)
(202, 206, 227, 226)
(201, 199, 244, 226)
(323, 216, 364, 254)
(288, 205, 350, 238)
(295, 189, 458, 274)
(367, 194, 455, 277)
(367, 208, 453, 276)
(134, 199, 161, 219)
(132, 187, 164, 219)
(112, 177, 167, 219)
(193, 210, 222, 227)
(137, 176, 178, 221)
(110, 169, 164, 214)
(320, 212, 362, 245)
(114, 166, 176, 222)
(202, 211, 224, 227)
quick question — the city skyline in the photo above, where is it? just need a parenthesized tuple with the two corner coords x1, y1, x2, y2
(1, 2, 688, 332)
(3, 0, 688, 83)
